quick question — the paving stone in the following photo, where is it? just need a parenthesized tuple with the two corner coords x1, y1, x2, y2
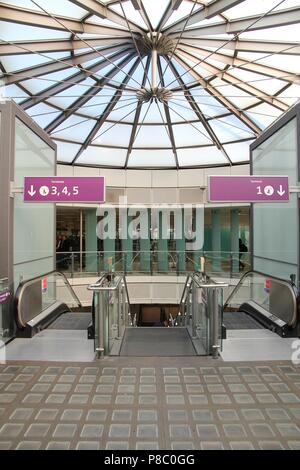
(256, 366, 274, 374)
(76, 441, 100, 450)
(165, 384, 182, 393)
(45, 394, 66, 404)
(230, 441, 255, 450)
(259, 441, 285, 450)
(92, 395, 111, 405)
(140, 368, 155, 375)
(60, 409, 83, 421)
(0, 442, 12, 450)
(287, 373, 300, 381)
(38, 374, 56, 383)
(164, 376, 180, 384)
(109, 424, 131, 438)
(79, 375, 96, 384)
(288, 441, 300, 450)
(3, 366, 21, 374)
(16, 441, 42, 450)
(52, 384, 72, 393)
(15, 374, 34, 382)
(0, 423, 24, 438)
(223, 375, 241, 383)
(0, 393, 17, 403)
(140, 376, 156, 384)
(80, 424, 104, 438)
(278, 393, 300, 403)
(139, 384, 157, 393)
(22, 394, 43, 404)
(200, 368, 217, 375)
(262, 374, 281, 382)
(212, 394, 232, 404)
(217, 409, 239, 422)
(112, 410, 132, 422)
(102, 368, 117, 375)
(139, 395, 157, 405)
(243, 374, 262, 383)
(9, 408, 34, 421)
(276, 423, 300, 437)
(63, 367, 81, 374)
(86, 410, 107, 422)
(35, 409, 59, 421)
(5, 383, 26, 392)
(250, 423, 275, 438)
(106, 441, 129, 450)
(99, 376, 116, 384)
(223, 424, 247, 438)
(116, 395, 134, 405)
(256, 394, 277, 404)
(228, 383, 248, 393)
(269, 382, 290, 392)
(137, 410, 157, 422)
(219, 367, 236, 375)
(188, 395, 208, 405)
(163, 368, 178, 375)
(46, 441, 70, 450)
(169, 424, 191, 439)
(248, 383, 269, 393)
(69, 394, 89, 405)
(137, 424, 158, 439)
(136, 442, 159, 450)
(118, 384, 135, 393)
(0, 374, 13, 382)
(241, 409, 265, 421)
(45, 367, 62, 374)
(83, 367, 98, 375)
(266, 408, 291, 421)
(288, 408, 300, 419)
(182, 368, 198, 375)
(121, 368, 137, 376)
(22, 366, 40, 374)
(74, 384, 93, 393)
(30, 384, 51, 393)
(237, 367, 254, 374)
(168, 410, 188, 422)
(203, 375, 221, 384)
(166, 395, 185, 405)
(196, 424, 220, 439)
(58, 375, 76, 383)
(25, 423, 50, 438)
(120, 376, 136, 384)
(184, 375, 200, 384)
(207, 384, 225, 393)
(96, 384, 114, 393)
(171, 442, 195, 450)
(201, 441, 224, 450)
(233, 394, 255, 404)
(53, 424, 77, 438)
(192, 410, 213, 422)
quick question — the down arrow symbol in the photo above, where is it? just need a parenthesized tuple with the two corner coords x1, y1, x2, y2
(28, 185, 36, 197)
(277, 185, 285, 196)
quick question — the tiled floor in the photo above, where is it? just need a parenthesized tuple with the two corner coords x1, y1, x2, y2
(0, 357, 300, 450)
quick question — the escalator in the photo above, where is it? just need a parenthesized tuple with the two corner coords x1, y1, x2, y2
(14, 270, 85, 337)
(223, 271, 299, 338)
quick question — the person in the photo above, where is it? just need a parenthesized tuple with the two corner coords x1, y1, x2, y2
(239, 238, 248, 271)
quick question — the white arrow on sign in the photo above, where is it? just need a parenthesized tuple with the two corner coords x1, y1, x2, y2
(277, 185, 285, 196)
(28, 185, 36, 197)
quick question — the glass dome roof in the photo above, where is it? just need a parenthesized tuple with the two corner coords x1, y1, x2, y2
(1, 0, 300, 168)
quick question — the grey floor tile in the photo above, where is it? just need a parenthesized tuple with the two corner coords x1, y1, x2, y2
(182, 368, 198, 375)
(96, 384, 114, 393)
(136, 442, 159, 450)
(63, 367, 81, 374)
(228, 383, 248, 393)
(139, 384, 156, 393)
(183, 376, 200, 384)
(38, 374, 57, 383)
(201, 441, 224, 450)
(250, 423, 276, 438)
(140, 368, 155, 375)
(203, 375, 221, 384)
(92, 395, 111, 405)
(186, 385, 204, 393)
(121, 368, 136, 376)
(45, 367, 62, 374)
(120, 376, 136, 384)
(35, 409, 59, 421)
(139, 395, 157, 405)
(0, 393, 17, 403)
(5, 383, 26, 392)
(223, 424, 247, 438)
(248, 383, 269, 393)
(188, 395, 208, 405)
(74, 384, 93, 393)
(86, 410, 107, 422)
(25, 423, 50, 438)
(233, 394, 255, 404)
(256, 393, 277, 404)
(46, 441, 70, 450)
(230, 441, 255, 450)
(163, 368, 178, 375)
(60, 409, 83, 421)
(45, 394, 66, 404)
(0, 423, 24, 438)
(192, 410, 213, 422)
(168, 410, 188, 422)
(211, 394, 232, 404)
(266, 408, 291, 421)
(31, 384, 51, 393)
(288, 441, 300, 450)
(106, 441, 129, 450)
(109, 424, 131, 438)
(167, 395, 185, 405)
(16, 441, 42, 450)
(137, 410, 157, 422)
(118, 385, 135, 393)
(102, 367, 117, 375)
(0, 442, 13, 450)
(69, 394, 89, 404)
(15, 374, 34, 382)
(171, 442, 195, 450)
(278, 393, 300, 403)
(165, 384, 183, 393)
(164, 376, 180, 384)
(76, 441, 100, 450)
(79, 375, 96, 384)
(58, 375, 76, 383)
(53, 424, 77, 438)
(137, 424, 158, 439)
(217, 409, 239, 422)
(276, 423, 300, 437)
(196, 424, 220, 439)
(140, 376, 156, 384)
(9, 408, 34, 421)
(80, 424, 104, 438)
(223, 375, 241, 383)
(112, 410, 132, 422)
(52, 384, 72, 393)
(99, 376, 116, 384)
(207, 384, 226, 393)
(259, 441, 285, 450)
(269, 383, 290, 392)
(21, 366, 41, 374)
(116, 395, 134, 405)
(169, 424, 191, 439)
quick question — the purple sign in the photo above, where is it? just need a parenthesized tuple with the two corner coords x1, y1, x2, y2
(208, 176, 289, 202)
(0, 291, 10, 305)
(24, 177, 105, 203)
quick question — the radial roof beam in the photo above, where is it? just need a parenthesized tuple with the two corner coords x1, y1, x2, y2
(72, 57, 141, 164)
(157, 57, 179, 168)
(163, 0, 243, 33)
(167, 57, 232, 165)
(178, 43, 300, 84)
(169, 6, 300, 36)
(45, 52, 137, 134)
(2, 44, 134, 85)
(157, 0, 184, 32)
(0, 37, 132, 55)
(124, 56, 151, 168)
(0, 4, 129, 36)
(172, 53, 261, 135)
(69, 0, 146, 32)
(20, 47, 133, 110)
(177, 38, 300, 55)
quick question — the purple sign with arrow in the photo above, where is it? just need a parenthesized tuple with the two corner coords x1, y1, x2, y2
(24, 176, 105, 203)
(208, 175, 289, 202)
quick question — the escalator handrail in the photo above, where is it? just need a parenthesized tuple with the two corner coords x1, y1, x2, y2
(15, 270, 83, 329)
(223, 270, 298, 326)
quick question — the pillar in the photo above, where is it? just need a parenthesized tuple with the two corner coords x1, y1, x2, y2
(212, 209, 221, 272)
(231, 209, 239, 273)
(157, 210, 168, 272)
(85, 209, 97, 272)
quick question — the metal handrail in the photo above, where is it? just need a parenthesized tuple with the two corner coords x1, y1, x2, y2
(15, 270, 82, 329)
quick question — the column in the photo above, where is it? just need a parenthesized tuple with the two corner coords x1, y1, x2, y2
(231, 209, 239, 273)
(212, 209, 221, 272)
(85, 209, 98, 273)
(157, 210, 168, 272)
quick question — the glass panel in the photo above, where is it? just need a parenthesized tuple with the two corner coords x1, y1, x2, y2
(223, 140, 254, 163)
(177, 147, 227, 166)
(55, 140, 81, 163)
(128, 149, 176, 167)
(51, 115, 96, 142)
(76, 146, 126, 166)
